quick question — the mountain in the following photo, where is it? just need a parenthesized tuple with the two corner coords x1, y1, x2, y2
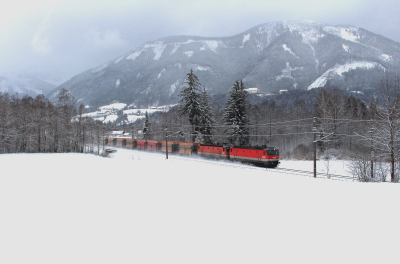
(49, 20, 400, 107)
(0, 72, 56, 97)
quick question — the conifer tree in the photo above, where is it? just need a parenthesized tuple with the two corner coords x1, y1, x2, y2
(178, 69, 203, 141)
(199, 87, 215, 144)
(143, 111, 152, 140)
(223, 80, 250, 146)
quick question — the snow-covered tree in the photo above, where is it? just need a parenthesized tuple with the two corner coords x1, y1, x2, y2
(178, 70, 203, 141)
(143, 111, 152, 140)
(198, 87, 215, 144)
(194, 131, 205, 144)
(223, 80, 250, 146)
(370, 72, 400, 182)
(178, 128, 186, 142)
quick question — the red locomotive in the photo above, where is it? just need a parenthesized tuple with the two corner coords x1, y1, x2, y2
(197, 145, 279, 168)
(105, 137, 279, 168)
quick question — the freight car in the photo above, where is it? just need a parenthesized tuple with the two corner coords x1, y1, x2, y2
(104, 137, 279, 168)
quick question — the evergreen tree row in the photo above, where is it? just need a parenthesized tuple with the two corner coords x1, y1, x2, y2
(176, 69, 250, 146)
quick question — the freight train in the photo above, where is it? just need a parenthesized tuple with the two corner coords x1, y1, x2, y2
(105, 137, 280, 168)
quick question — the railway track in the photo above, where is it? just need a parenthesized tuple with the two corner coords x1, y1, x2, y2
(113, 147, 357, 181)
(156, 153, 357, 181)
(272, 167, 356, 181)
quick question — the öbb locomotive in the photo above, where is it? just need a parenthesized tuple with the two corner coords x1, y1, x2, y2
(105, 137, 279, 168)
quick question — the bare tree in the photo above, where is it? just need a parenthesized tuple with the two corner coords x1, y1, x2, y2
(370, 72, 400, 182)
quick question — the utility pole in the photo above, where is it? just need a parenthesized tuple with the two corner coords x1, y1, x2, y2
(165, 125, 168, 160)
(269, 111, 272, 144)
(369, 124, 374, 178)
(313, 117, 317, 178)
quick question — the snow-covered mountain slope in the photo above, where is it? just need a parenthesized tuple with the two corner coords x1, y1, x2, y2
(49, 20, 400, 107)
(0, 72, 56, 97)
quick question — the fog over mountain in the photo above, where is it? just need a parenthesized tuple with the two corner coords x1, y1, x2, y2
(0, 72, 56, 98)
(49, 21, 400, 107)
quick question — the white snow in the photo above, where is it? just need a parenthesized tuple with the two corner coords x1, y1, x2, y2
(282, 44, 299, 58)
(92, 63, 109, 73)
(83, 105, 173, 124)
(99, 103, 127, 111)
(147, 42, 166, 60)
(170, 44, 180, 55)
(284, 21, 326, 44)
(126, 50, 143, 60)
(324, 26, 360, 43)
(343, 44, 350, 52)
(114, 56, 124, 64)
(103, 114, 118, 123)
(192, 64, 212, 71)
(128, 39, 224, 61)
(157, 68, 166, 79)
(170, 80, 180, 96)
(281, 21, 362, 46)
(1, 150, 399, 264)
(127, 115, 145, 122)
(335, 61, 383, 76)
(242, 34, 251, 44)
(339, 27, 360, 42)
(130, 42, 167, 61)
(115, 79, 120, 88)
(202, 40, 223, 53)
(380, 54, 393, 62)
(308, 61, 385, 90)
(183, 51, 193, 57)
(130, 41, 167, 60)
(308, 75, 328, 89)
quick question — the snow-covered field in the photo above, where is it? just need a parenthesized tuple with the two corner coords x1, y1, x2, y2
(1, 149, 399, 264)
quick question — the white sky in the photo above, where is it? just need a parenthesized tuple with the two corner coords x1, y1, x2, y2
(1, 0, 399, 83)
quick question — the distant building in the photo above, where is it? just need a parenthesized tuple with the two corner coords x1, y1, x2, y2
(279, 89, 288, 94)
(245, 87, 260, 94)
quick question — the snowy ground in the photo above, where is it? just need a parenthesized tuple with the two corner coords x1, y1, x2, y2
(1, 149, 399, 264)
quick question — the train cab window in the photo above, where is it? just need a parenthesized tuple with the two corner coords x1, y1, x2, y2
(250, 151, 251, 153)
(264, 151, 266, 155)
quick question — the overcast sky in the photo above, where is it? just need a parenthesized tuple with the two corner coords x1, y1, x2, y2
(1, 0, 399, 84)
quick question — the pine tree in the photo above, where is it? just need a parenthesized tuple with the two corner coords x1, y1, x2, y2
(178, 69, 203, 141)
(178, 128, 186, 142)
(143, 111, 152, 140)
(223, 80, 250, 146)
(199, 87, 215, 144)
